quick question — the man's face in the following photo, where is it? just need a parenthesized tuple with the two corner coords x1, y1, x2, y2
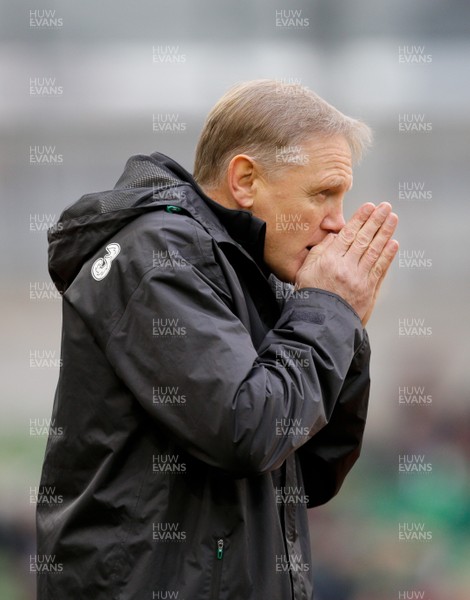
(251, 134, 353, 284)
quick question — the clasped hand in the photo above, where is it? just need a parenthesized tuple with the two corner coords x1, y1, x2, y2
(295, 202, 399, 326)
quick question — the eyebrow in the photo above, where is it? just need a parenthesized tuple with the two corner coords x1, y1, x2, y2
(326, 176, 353, 190)
(306, 177, 352, 195)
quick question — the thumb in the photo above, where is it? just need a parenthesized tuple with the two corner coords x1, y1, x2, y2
(307, 232, 337, 255)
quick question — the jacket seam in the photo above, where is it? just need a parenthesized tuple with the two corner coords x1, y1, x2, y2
(110, 451, 153, 599)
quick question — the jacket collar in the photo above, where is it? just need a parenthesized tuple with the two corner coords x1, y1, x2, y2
(150, 152, 269, 273)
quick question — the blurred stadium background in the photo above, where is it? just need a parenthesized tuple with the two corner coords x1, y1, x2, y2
(1, 0, 469, 598)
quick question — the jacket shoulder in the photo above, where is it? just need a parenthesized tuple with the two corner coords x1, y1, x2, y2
(64, 207, 233, 349)
(117, 207, 228, 287)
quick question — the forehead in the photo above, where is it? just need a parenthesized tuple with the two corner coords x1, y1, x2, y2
(296, 134, 353, 187)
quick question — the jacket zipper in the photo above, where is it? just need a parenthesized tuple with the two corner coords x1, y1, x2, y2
(210, 538, 224, 600)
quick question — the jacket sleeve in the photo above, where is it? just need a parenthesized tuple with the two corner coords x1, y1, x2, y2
(103, 237, 368, 476)
(296, 331, 370, 507)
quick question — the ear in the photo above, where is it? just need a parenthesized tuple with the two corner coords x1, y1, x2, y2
(226, 155, 259, 210)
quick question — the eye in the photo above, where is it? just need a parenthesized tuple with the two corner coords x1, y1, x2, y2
(309, 190, 328, 202)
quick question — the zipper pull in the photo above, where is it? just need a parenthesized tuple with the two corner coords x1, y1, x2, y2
(217, 538, 224, 560)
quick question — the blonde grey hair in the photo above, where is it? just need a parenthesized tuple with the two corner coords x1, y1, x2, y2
(193, 79, 372, 188)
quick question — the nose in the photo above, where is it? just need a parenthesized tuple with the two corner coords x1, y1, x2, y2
(321, 203, 346, 233)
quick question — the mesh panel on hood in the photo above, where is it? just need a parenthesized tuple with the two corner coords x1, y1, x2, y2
(47, 154, 187, 293)
(114, 158, 181, 191)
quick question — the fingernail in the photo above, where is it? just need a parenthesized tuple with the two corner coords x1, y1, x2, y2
(379, 204, 391, 216)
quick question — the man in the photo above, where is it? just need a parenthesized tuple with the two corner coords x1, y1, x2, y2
(37, 79, 398, 599)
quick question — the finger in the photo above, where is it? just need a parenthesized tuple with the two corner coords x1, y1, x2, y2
(297, 231, 336, 267)
(310, 232, 337, 252)
(359, 212, 399, 272)
(332, 203, 376, 254)
(358, 235, 398, 327)
(342, 202, 393, 260)
(302, 233, 337, 268)
(368, 238, 399, 288)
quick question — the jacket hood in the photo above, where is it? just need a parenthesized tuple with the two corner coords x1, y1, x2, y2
(48, 152, 266, 294)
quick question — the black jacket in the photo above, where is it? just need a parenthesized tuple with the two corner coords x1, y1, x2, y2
(36, 152, 370, 600)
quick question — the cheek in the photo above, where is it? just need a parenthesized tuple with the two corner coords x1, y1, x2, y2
(305, 207, 325, 229)
(304, 211, 328, 243)
(268, 226, 306, 254)
(267, 220, 313, 256)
